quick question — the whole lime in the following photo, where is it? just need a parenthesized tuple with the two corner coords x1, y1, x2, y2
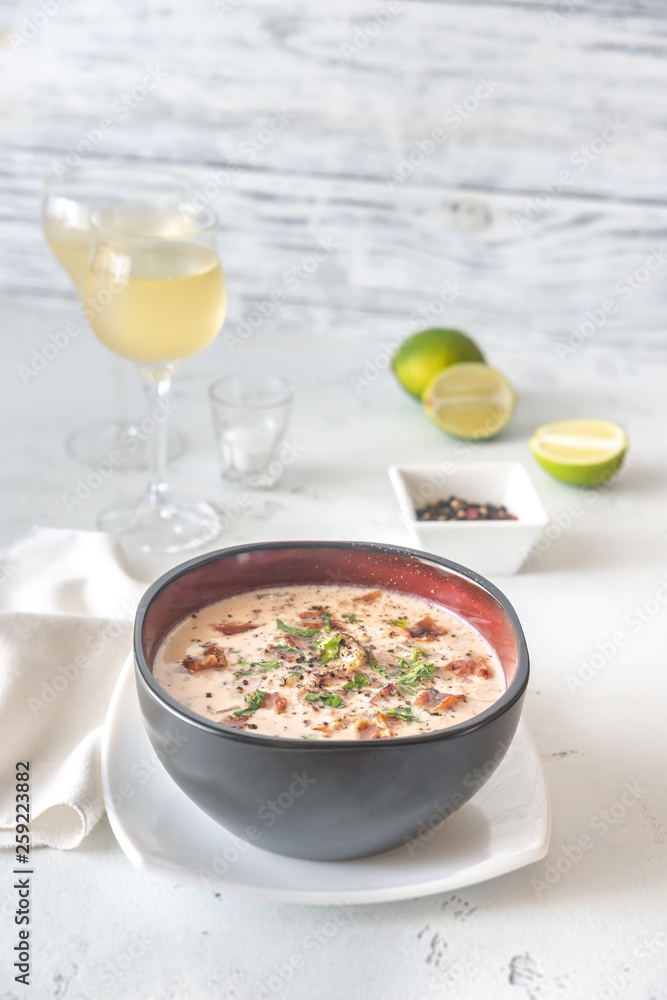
(392, 328, 485, 400)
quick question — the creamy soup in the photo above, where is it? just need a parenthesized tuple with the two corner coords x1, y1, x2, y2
(153, 585, 505, 740)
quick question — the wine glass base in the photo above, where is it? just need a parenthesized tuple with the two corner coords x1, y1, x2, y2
(66, 420, 185, 471)
(97, 497, 221, 557)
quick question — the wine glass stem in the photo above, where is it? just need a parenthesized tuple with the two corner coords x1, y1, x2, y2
(138, 363, 175, 508)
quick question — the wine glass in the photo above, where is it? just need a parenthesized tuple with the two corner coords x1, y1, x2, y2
(42, 164, 195, 467)
(84, 198, 227, 555)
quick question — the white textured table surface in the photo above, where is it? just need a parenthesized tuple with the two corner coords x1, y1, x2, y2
(1, 301, 667, 999)
(2, 0, 667, 996)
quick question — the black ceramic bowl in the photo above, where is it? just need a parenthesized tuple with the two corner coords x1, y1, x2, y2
(134, 541, 529, 862)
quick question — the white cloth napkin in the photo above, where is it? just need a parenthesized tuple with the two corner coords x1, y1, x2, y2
(0, 527, 145, 849)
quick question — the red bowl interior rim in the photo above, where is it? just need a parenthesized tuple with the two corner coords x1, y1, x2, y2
(134, 540, 529, 747)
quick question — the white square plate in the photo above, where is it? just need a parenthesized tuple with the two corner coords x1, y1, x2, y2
(101, 656, 550, 905)
(389, 462, 549, 575)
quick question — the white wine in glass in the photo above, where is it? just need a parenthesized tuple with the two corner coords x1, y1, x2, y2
(43, 221, 90, 297)
(87, 209, 224, 363)
(41, 165, 195, 466)
(85, 200, 227, 555)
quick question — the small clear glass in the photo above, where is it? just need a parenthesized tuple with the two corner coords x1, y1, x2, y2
(209, 375, 294, 489)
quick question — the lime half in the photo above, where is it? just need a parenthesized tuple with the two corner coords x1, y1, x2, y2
(392, 328, 484, 400)
(422, 362, 516, 440)
(529, 419, 627, 487)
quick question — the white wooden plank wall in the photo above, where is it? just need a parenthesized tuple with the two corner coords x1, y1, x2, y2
(1, 0, 666, 354)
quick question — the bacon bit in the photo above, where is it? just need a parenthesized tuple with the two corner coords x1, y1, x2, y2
(199, 655, 221, 670)
(182, 644, 228, 672)
(313, 666, 353, 686)
(212, 622, 261, 636)
(219, 715, 250, 729)
(413, 687, 442, 708)
(203, 643, 227, 661)
(352, 589, 382, 604)
(445, 656, 487, 678)
(298, 607, 345, 630)
(338, 638, 366, 672)
(406, 615, 447, 640)
(264, 692, 287, 714)
(434, 693, 467, 712)
(370, 683, 400, 704)
(374, 713, 395, 738)
(413, 688, 466, 711)
(477, 664, 494, 679)
(298, 610, 324, 625)
(354, 717, 391, 740)
(268, 643, 299, 662)
(313, 718, 346, 735)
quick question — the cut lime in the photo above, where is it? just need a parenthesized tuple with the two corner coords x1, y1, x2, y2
(422, 362, 516, 440)
(392, 328, 484, 401)
(529, 419, 627, 487)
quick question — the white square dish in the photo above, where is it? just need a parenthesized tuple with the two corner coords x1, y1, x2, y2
(388, 462, 549, 576)
(101, 656, 550, 905)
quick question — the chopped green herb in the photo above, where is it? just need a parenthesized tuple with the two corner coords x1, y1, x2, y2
(233, 668, 254, 677)
(233, 689, 266, 717)
(383, 706, 421, 723)
(288, 669, 302, 677)
(301, 734, 318, 740)
(342, 673, 370, 690)
(323, 611, 332, 633)
(410, 647, 428, 661)
(312, 633, 342, 663)
(321, 692, 343, 708)
(368, 658, 391, 679)
(345, 613, 358, 623)
(274, 643, 306, 662)
(236, 656, 251, 665)
(276, 619, 320, 637)
(253, 660, 281, 670)
(396, 658, 437, 694)
(304, 691, 343, 708)
(388, 617, 408, 628)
